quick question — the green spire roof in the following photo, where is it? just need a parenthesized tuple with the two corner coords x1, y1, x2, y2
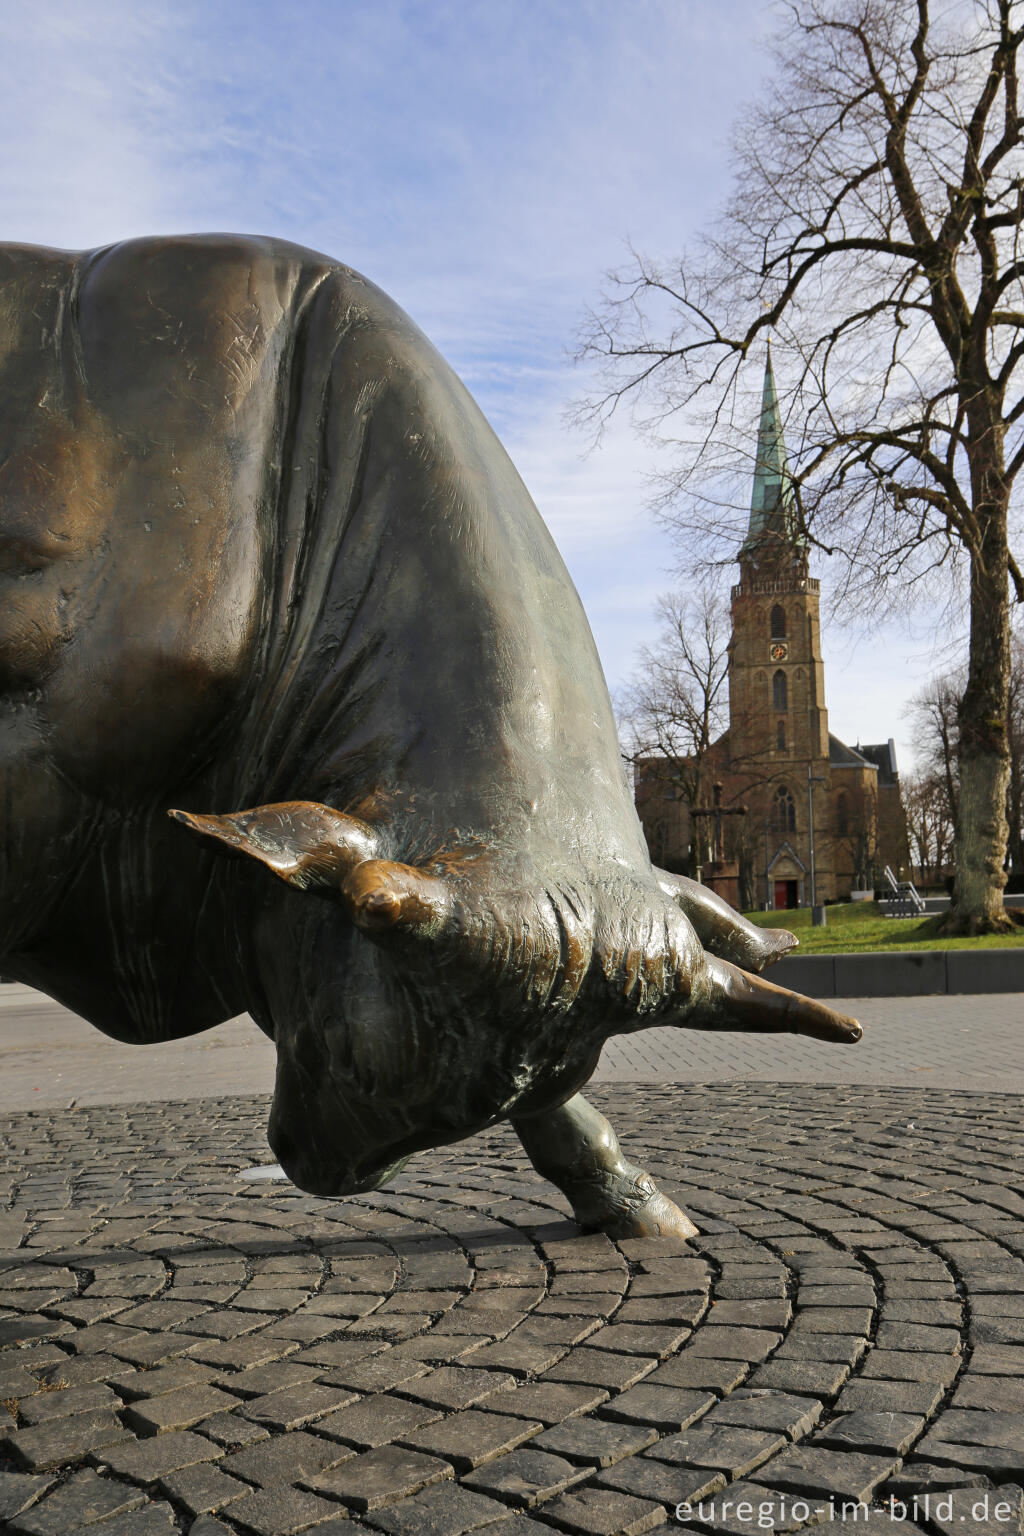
(740, 346, 805, 556)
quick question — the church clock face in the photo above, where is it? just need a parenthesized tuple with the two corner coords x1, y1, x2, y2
(769, 641, 789, 661)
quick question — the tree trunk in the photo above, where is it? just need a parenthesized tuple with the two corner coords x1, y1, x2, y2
(948, 486, 1012, 932)
(1007, 684, 1024, 890)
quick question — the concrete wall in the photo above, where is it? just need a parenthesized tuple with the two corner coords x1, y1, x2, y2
(772, 949, 1024, 997)
(6, 946, 1022, 997)
(889, 894, 1024, 913)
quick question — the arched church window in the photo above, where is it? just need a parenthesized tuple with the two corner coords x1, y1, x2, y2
(770, 604, 786, 639)
(772, 669, 788, 710)
(836, 791, 849, 837)
(777, 719, 786, 752)
(771, 784, 796, 834)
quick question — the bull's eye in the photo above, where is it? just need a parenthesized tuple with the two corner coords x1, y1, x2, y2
(0, 537, 55, 578)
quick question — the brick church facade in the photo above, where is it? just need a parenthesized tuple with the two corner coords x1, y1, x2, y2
(635, 352, 907, 910)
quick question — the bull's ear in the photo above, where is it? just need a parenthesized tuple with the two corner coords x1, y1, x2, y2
(338, 858, 453, 938)
(168, 801, 380, 894)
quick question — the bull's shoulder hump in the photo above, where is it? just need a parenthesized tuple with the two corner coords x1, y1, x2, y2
(0, 245, 79, 360)
(0, 242, 81, 280)
(77, 233, 341, 330)
(72, 235, 356, 431)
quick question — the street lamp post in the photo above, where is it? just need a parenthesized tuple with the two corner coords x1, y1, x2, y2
(764, 817, 772, 910)
(807, 763, 827, 925)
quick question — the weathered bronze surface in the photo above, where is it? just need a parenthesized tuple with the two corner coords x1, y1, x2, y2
(0, 235, 861, 1238)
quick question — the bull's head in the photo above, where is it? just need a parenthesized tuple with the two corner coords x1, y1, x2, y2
(170, 800, 860, 1198)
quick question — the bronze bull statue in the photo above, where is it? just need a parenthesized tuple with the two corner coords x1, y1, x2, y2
(0, 234, 860, 1239)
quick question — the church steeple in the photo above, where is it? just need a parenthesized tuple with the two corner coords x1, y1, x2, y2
(728, 343, 827, 768)
(739, 346, 805, 561)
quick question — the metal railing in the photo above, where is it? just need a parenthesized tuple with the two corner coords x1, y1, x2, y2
(882, 864, 926, 917)
(731, 577, 820, 598)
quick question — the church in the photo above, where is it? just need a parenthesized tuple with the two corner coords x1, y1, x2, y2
(634, 352, 907, 911)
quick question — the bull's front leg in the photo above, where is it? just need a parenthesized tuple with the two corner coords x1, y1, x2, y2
(512, 954, 861, 1241)
(655, 868, 798, 972)
(512, 1093, 698, 1241)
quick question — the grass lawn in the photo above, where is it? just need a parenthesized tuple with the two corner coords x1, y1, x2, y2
(742, 900, 1024, 952)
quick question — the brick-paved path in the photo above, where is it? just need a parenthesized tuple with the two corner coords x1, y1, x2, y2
(1, 1085, 1023, 1533)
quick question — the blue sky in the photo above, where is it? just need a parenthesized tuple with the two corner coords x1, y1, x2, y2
(1, 0, 948, 765)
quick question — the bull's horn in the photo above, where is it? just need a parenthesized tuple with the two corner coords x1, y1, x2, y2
(167, 801, 380, 894)
(168, 802, 453, 941)
(673, 954, 862, 1045)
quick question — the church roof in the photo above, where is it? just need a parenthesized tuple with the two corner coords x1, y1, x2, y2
(739, 347, 807, 558)
(828, 733, 876, 770)
(856, 739, 900, 786)
(767, 841, 807, 875)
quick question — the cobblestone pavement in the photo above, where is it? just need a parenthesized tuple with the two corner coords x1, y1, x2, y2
(4, 986, 1024, 1106)
(1, 1086, 1023, 1533)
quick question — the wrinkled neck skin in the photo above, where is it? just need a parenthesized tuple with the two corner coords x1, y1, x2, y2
(0, 634, 268, 1041)
(222, 246, 653, 896)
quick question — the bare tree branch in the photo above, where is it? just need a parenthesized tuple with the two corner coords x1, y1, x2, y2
(575, 0, 1024, 930)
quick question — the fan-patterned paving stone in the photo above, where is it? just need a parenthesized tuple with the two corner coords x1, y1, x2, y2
(0, 1084, 1020, 1532)
(538, 1349, 659, 1393)
(479, 1381, 610, 1424)
(3, 1468, 144, 1533)
(14, 1380, 122, 1425)
(541, 1486, 668, 1535)
(0, 1468, 56, 1524)
(0, 1407, 132, 1471)
(533, 1417, 659, 1469)
(313, 1390, 443, 1449)
(461, 1445, 590, 1507)
(220, 1427, 354, 1488)
(598, 1383, 714, 1431)
(92, 1427, 224, 1482)
(308, 1442, 455, 1509)
(361, 1479, 520, 1534)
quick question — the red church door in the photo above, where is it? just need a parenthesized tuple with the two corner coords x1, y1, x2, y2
(774, 880, 798, 909)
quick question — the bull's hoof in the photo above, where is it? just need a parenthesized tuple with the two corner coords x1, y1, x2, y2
(576, 1167, 698, 1241)
(755, 927, 799, 969)
(588, 1187, 699, 1241)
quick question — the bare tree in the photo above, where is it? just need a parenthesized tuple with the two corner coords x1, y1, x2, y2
(618, 587, 730, 877)
(831, 778, 878, 890)
(902, 767, 957, 883)
(578, 0, 1024, 932)
(907, 669, 963, 838)
(1008, 630, 1024, 882)
(905, 626, 1024, 885)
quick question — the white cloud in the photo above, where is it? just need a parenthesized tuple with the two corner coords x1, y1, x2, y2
(0, 0, 932, 762)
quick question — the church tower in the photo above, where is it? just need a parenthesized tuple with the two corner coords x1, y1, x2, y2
(727, 350, 831, 904)
(632, 347, 902, 907)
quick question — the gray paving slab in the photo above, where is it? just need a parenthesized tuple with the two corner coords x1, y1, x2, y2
(3, 983, 1024, 1105)
(0, 985, 274, 1109)
(589, 993, 1024, 1093)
